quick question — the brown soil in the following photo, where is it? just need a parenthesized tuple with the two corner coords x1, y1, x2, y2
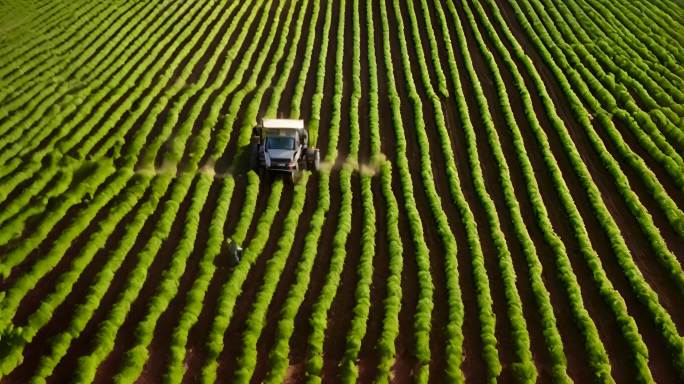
(285, 7, 342, 360)
(388, 0, 462, 380)
(355, 176, 390, 383)
(46, 176, 178, 383)
(2, 1, 683, 383)
(139, 178, 222, 382)
(250, 174, 319, 383)
(91, 177, 197, 384)
(180, 176, 250, 383)
(474, 2, 610, 382)
(10, 176, 132, 326)
(214, 0, 295, 173)
(493, 0, 683, 381)
(1, 180, 153, 384)
(216, 185, 293, 382)
(318, 0, 366, 380)
(275, 0, 317, 118)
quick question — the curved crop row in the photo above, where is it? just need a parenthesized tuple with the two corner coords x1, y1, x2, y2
(0, 0, 205, 193)
(0, 160, 116, 278)
(90, 0, 262, 165)
(134, 0, 257, 170)
(263, 0, 336, 380)
(233, 173, 309, 383)
(529, 0, 684, 171)
(516, 0, 684, 284)
(502, 0, 684, 377)
(2, 0, 209, 166)
(377, 0, 436, 380)
(230, 0, 322, 380)
(162, 176, 235, 384)
(112, 174, 212, 383)
(0, 0, 121, 108)
(0, 158, 74, 245)
(200, 180, 284, 384)
(0, 172, 147, 377)
(546, 0, 684, 124)
(71, 173, 195, 384)
(27, 175, 173, 384)
(0, 0, 100, 80)
(302, 0, 356, 380)
(0, 0, 168, 157)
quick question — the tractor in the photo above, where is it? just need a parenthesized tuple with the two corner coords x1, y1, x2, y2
(249, 118, 320, 182)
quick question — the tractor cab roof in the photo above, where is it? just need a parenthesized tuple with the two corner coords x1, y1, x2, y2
(261, 118, 304, 130)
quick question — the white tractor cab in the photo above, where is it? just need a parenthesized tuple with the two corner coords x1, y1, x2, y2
(250, 118, 320, 182)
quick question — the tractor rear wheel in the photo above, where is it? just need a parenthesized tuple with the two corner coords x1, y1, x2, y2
(306, 148, 320, 171)
(249, 144, 259, 170)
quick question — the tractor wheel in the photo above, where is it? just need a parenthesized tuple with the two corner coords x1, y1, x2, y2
(249, 144, 259, 170)
(306, 148, 320, 171)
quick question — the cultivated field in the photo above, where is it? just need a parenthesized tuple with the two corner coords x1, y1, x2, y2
(0, 0, 682, 383)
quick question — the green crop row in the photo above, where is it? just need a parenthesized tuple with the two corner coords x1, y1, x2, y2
(478, 0, 652, 380)
(586, 0, 682, 74)
(0, 0, 171, 162)
(264, 171, 331, 383)
(263, 1, 335, 380)
(528, 0, 684, 177)
(200, 180, 284, 383)
(28, 175, 173, 384)
(229, 0, 312, 167)
(206, 0, 296, 164)
(0, 0, 100, 80)
(0, 172, 149, 377)
(303, 0, 354, 380)
(519, 0, 684, 289)
(0, 156, 73, 243)
(466, 0, 618, 381)
(339, 173, 376, 384)
(549, 0, 684, 122)
(304, 169, 353, 383)
(0, 160, 115, 278)
(400, 0, 492, 381)
(162, 177, 235, 384)
(134, 0, 253, 170)
(339, 0, 383, 379)
(0, 0, 202, 194)
(0, 163, 63, 230)
(567, 2, 684, 104)
(233, 174, 309, 383)
(75, 0, 239, 168)
(0, 160, 43, 205)
(374, 161, 404, 384)
(0, 0, 126, 122)
(377, 0, 435, 381)
(0, 0, 118, 88)
(619, 0, 684, 44)
(502, 0, 684, 378)
(91, 0, 259, 165)
(20, 0, 207, 165)
(551, 0, 684, 147)
(231, 0, 321, 379)
(412, 0, 448, 97)
(112, 174, 212, 384)
(445, 0, 546, 381)
(71, 173, 194, 384)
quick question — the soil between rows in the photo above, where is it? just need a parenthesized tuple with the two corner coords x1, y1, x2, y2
(1, 0, 683, 383)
